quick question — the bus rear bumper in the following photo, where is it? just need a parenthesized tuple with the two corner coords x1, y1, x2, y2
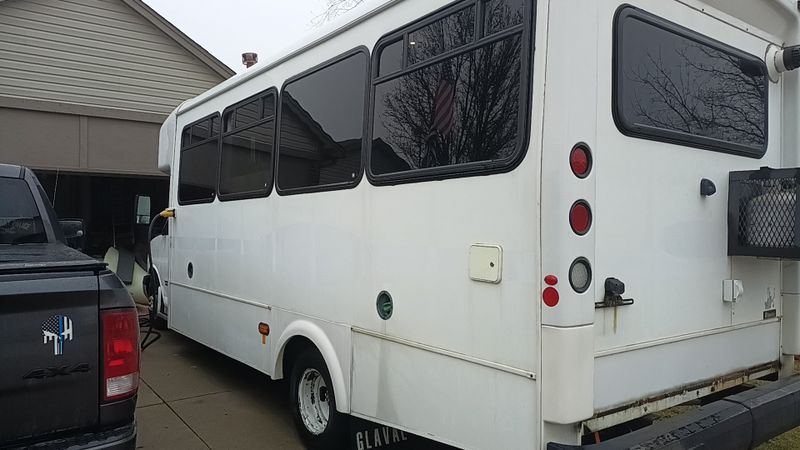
(548, 375, 800, 450)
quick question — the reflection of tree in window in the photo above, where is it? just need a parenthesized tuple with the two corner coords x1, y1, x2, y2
(622, 20, 766, 149)
(373, 35, 522, 173)
(484, 0, 524, 35)
(408, 7, 474, 65)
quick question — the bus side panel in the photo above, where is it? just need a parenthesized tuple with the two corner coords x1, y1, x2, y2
(351, 332, 538, 450)
(594, 321, 780, 411)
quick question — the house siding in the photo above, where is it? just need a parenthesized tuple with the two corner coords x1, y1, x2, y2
(0, 0, 226, 115)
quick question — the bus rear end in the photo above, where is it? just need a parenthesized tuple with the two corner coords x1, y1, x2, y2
(541, 0, 800, 447)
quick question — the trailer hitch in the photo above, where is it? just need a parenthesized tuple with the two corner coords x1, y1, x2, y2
(595, 277, 634, 309)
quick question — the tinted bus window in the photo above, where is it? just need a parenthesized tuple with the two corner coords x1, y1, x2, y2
(277, 51, 367, 192)
(371, 0, 528, 179)
(179, 115, 219, 204)
(614, 7, 768, 157)
(484, 0, 524, 35)
(407, 6, 475, 65)
(378, 39, 403, 77)
(219, 91, 276, 198)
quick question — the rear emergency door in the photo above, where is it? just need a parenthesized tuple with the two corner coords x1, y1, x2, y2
(594, 0, 781, 411)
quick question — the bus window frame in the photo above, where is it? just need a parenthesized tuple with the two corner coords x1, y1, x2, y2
(366, 0, 536, 186)
(274, 46, 371, 196)
(217, 87, 279, 202)
(612, 5, 769, 158)
(178, 112, 221, 206)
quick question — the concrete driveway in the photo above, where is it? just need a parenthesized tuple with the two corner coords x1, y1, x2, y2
(135, 329, 799, 450)
(135, 328, 454, 450)
(135, 329, 303, 450)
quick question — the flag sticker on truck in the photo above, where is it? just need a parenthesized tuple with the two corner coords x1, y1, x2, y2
(42, 315, 73, 356)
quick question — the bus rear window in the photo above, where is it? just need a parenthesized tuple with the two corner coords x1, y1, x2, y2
(614, 7, 768, 157)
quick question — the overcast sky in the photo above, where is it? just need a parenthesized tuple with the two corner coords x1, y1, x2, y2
(142, 0, 334, 73)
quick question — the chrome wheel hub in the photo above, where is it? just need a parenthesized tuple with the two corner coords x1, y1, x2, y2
(298, 368, 330, 435)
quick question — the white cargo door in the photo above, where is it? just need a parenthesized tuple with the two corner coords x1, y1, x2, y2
(593, 1, 781, 412)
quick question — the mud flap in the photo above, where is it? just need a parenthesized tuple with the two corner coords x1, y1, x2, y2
(548, 375, 800, 450)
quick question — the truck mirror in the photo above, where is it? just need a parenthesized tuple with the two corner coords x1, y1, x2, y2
(135, 195, 151, 225)
(59, 219, 85, 251)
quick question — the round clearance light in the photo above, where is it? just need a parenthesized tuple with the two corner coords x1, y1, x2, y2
(570, 144, 592, 178)
(570, 201, 593, 235)
(569, 258, 592, 293)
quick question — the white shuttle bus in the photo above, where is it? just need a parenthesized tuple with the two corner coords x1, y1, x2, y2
(149, 0, 800, 448)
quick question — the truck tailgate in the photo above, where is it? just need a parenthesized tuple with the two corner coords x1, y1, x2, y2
(0, 270, 99, 443)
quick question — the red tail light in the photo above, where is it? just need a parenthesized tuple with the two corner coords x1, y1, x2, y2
(101, 309, 139, 402)
(570, 144, 592, 178)
(543, 287, 560, 307)
(570, 201, 593, 235)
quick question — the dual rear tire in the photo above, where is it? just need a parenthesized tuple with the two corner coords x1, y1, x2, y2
(289, 349, 347, 449)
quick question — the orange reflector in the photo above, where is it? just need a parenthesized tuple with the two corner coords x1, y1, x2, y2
(258, 322, 270, 336)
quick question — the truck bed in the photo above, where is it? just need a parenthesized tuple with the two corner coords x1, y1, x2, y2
(0, 243, 106, 275)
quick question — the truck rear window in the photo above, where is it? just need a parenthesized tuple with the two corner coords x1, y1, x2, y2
(0, 178, 46, 244)
(614, 6, 768, 157)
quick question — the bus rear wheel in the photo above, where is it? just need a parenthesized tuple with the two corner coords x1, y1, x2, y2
(289, 348, 347, 449)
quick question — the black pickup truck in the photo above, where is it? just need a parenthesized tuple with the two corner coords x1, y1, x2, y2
(0, 164, 138, 449)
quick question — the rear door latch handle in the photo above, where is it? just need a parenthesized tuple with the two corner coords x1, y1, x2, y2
(595, 277, 634, 309)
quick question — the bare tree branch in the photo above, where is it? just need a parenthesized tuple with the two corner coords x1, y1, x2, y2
(312, 0, 367, 26)
(624, 40, 766, 147)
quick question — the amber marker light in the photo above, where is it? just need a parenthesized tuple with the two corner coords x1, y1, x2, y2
(258, 322, 270, 344)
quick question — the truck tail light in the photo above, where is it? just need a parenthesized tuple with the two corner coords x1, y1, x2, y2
(101, 309, 139, 402)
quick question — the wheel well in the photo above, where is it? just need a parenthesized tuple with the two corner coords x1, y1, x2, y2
(281, 336, 317, 379)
